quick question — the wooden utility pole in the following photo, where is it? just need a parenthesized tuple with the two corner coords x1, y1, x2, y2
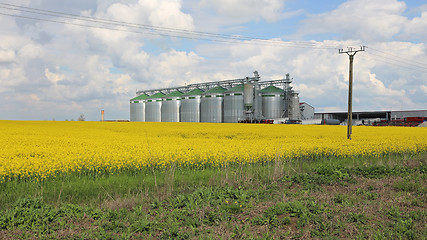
(339, 46, 365, 140)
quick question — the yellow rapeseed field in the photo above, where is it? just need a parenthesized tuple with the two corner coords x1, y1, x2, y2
(0, 120, 426, 181)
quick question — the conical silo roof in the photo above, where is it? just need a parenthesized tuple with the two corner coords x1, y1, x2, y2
(260, 86, 284, 94)
(204, 86, 227, 94)
(163, 91, 183, 98)
(130, 93, 149, 101)
(146, 92, 165, 99)
(182, 88, 204, 96)
(225, 84, 244, 93)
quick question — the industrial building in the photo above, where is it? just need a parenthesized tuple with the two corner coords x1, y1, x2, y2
(300, 102, 315, 120)
(130, 71, 302, 123)
(313, 110, 427, 126)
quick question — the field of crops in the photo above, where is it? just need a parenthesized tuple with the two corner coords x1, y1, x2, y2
(1, 120, 426, 181)
(0, 120, 426, 239)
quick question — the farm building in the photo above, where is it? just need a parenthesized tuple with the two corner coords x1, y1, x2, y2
(300, 102, 315, 120)
(313, 110, 427, 126)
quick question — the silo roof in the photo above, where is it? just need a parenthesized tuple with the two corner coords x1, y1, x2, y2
(260, 86, 284, 93)
(204, 86, 227, 94)
(225, 84, 244, 93)
(163, 90, 183, 98)
(146, 92, 165, 99)
(130, 93, 149, 101)
(182, 88, 204, 96)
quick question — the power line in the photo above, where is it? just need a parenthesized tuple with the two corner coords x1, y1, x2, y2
(364, 50, 427, 73)
(367, 47, 427, 70)
(0, 3, 251, 42)
(2, 2, 427, 75)
(0, 2, 338, 49)
(2, 3, 339, 48)
(0, 11, 335, 49)
(0, 11, 340, 50)
(361, 52, 427, 74)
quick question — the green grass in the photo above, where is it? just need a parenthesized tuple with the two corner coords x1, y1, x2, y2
(0, 153, 425, 239)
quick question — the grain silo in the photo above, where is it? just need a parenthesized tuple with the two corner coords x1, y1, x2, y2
(244, 83, 254, 109)
(181, 88, 203, 122)
(289, 92, 301, 120)
(200, 86, 226, 123)
(145, 92, 164, 122)
(130, 93, 149, 122)
(161, 91, 183, 122)
(260, 86, 285, 119)
(224, 84, 244, 123)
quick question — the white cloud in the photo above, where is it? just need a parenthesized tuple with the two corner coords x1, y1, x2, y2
(421, 85, 427, 94)
(113, 74, 132, 95)
(99, 0, 194, 30)
(297, 0, 427, 43)
(18, 44, 44, 59)
(293, 83, 324, 98)
(403, 11, 427, 40)
(29, 94, 40, 101)
(298, 0, 407, 42)
(363, 72, 405, 96)
(0, 49, 15, 63)
(198, 0, 286, 22)
(146, 0, 195, 30)
(0, 0, 199, 120)
(45, 67, 65, 85)
(146, 50, 204, 88)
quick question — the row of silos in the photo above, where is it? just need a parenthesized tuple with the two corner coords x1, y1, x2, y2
(130, 84, 297, 122)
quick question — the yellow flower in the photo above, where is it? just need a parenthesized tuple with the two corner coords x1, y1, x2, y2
(0, 120, 426, 181)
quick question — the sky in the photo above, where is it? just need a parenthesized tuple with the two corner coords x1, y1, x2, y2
(0, 0, 426, 121)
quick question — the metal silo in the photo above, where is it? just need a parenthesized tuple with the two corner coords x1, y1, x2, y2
(145, 92, 164, 122)
(161, 91, 183, 122)
(260, 86, 285, 119)
(181, 88, 203, 122)
(244, 83, 254, 108)
(200, 86, 226, 123)
(289, 92, 301, 120)
(130, 94, 149, 122)
(224, 84, 244, 123)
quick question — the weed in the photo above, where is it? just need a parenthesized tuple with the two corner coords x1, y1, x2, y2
(393, 176, 425, 195)
(221, 201, 243, 214)
(0, 198, 56, 232)
(231, 224, 249, 238)
(347, 212, 367, 224)
(352, 165, 413, 179)
(386, 206, 401, 220)
(333, 194, 349, 204)
(365, 192, 378, 200)
(291, 165, 356, 191)
(129, 217, 151, 233)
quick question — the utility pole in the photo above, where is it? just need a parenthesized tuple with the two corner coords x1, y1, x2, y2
(339, 46, 365, 140)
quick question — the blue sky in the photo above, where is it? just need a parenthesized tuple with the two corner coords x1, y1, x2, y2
(0, 0, 426, 121)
